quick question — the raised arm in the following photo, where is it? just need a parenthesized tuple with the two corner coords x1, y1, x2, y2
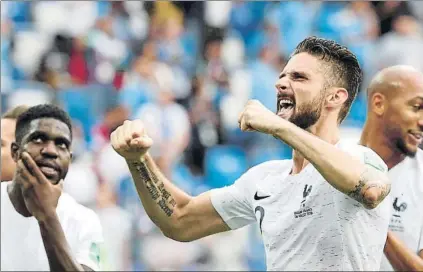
(111, 120, 230, 242)
(239, 100, 391, 209)
(272, 122, 390, 209)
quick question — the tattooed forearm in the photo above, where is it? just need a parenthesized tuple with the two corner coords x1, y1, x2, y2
(130, 161, 176, 217)
(347, 165, 390, 209)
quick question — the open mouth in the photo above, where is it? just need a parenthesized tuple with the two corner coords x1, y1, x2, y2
(277, 94, 296, 119)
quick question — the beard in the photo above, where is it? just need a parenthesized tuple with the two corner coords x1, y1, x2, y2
(384, 125, 417, 158)
(395, 137, 417, 157)
(288, 90, 326, 130)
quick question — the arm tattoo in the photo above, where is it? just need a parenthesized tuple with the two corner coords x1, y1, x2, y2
(130, 161, 176, 217)
(347, 165, 390, 208)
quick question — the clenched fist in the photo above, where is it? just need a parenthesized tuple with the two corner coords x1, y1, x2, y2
(238, 99, 282, 135)
(111, 120, 154, 161)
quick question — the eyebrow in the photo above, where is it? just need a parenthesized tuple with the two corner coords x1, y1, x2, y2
(27, 131, 71, 147)
(279, 71, 310, 79)
(410, 96, 423, 103)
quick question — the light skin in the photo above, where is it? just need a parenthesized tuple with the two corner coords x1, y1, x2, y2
(111, 52, 391, 242)
(1, 118, 17, 182)
(8, 117, 93, 271)
(360, 65, 423, 271)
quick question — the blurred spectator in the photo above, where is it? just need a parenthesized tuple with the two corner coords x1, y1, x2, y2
(377, 15, 423, 72)
(133, 87, 191, 178)
(186, 76, 221, 174)
(373, 1, 412, 36)
(2, 1, 423, 270)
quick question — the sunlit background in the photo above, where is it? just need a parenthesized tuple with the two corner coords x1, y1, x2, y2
(1, 1, 423, 270)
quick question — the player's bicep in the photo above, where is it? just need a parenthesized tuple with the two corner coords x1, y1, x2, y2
(175, 184, 256, 242)
(174, 191, 231, 242)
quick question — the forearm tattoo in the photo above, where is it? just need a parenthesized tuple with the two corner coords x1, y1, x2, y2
(347, 166, 390, 208)
(130, 161, 176, 217)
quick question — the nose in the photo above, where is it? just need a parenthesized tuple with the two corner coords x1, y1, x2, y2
(275, 78, 288, 93)
(41, 141, 58, 158)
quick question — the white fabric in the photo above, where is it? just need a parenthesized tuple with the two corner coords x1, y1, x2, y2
(1, 182, 104, 271)
(380, 149, 423, 271)
(211, 140, 391, 271)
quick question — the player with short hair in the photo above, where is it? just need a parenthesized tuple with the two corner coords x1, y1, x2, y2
(360, 65, 423, 271)
(1, 104, 103, 271)
(1, 105, 29, 182)
(111, 37, 391, 270)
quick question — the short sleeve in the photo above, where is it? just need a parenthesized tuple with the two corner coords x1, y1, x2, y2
(341, 142, 388, 174)
(75, 210, 104, 270)
(210, 161, 285, 230)
(210, 173, 256, 230)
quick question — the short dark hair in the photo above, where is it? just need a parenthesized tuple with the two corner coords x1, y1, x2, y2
(15, 104, 73, 144)
(292, 36, 363, 123)
(2, 105, 30, 120)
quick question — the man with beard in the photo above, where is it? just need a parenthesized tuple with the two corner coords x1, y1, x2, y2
(1, 105, 29, 182)
(360, 65, 423, 271)
(111, 37, 391, 271)
(1, 104, 103, 271)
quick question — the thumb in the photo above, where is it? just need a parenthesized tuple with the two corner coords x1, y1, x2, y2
(130, 135, 153, 148)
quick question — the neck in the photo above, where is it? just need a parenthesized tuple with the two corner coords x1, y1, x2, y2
(360, 119, 406, 170)
(7, 179, 32, 217)
(292, 115, 340, 173)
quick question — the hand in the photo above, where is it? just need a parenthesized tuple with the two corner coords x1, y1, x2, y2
(238, 100, 282, 135)
(15, 152, 63, 222)
(111, 120, 154, 161)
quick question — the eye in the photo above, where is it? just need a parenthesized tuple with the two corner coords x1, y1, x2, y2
(56, 141, 69, 150)
(32, 137, 43, 144)
(412, 104, 423, 111)
(292, 73, 306, 81)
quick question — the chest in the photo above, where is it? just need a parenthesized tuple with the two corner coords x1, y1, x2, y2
(1, 200, 79, 271)
(251, 167, 357, 243)
(388, 166, 423, 250)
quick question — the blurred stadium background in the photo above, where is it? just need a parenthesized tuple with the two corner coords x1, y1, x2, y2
(1, 1, 423, 270)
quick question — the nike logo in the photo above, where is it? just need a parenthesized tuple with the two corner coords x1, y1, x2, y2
(254, 192, 270, 201)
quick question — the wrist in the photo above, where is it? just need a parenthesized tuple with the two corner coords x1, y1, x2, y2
(271, 118, 289, 138)
(126, 153, 147, 165)
(37, 210, 59, 224)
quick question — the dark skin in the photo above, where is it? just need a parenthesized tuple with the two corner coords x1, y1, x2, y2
(361, 65, 423, 271)
(7, 118, 94, 271)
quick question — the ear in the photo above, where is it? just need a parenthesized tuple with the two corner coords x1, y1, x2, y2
(326, 88, 348, 108)
(11, 142, 20, 162)
(370, 92, 385, 116)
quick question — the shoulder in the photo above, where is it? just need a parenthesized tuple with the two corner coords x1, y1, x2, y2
(235, 160, 292, 187)
(415, 148, 423, 165)
(58, 193, 103, 236)
(338, 140, 388, 173)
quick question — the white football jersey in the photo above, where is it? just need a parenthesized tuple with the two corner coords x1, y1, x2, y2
(380, 149, 423, 271)
(1, 182, 104, 271)
(211, 141, 391, 271)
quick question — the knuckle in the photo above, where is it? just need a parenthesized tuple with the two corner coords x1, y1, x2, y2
(124, 136, 132, 143)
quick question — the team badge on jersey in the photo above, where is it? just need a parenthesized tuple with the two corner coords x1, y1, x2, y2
(294, 184, 314, 218)
(389, 197, 407, 232)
